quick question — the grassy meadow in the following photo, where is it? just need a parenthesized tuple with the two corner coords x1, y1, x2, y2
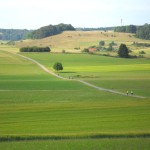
(22, 53, 150, 97)
(0, 31, 150, 149)
(0, 138, 150, 150)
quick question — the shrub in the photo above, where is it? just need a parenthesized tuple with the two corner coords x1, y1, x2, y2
(118, 44, 129, 58)
(139, 51, 146, 54)
(99, 41, 105, 46)
(82, 48, 89, 53)
(62, 50, 66, 53)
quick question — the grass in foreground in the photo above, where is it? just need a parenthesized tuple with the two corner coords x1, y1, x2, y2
(0, 138, 150, 150)
(22, 53, 150, 97)
(0, 47, 150, 148)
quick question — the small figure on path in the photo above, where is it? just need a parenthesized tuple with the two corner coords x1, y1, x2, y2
(126, 91, 128, 95)
(131, 91, 133, 95)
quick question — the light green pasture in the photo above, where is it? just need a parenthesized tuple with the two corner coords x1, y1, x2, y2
(22, 53, 150, 97)
(0, 138, 150, 150)
(0, 48, 150, 149)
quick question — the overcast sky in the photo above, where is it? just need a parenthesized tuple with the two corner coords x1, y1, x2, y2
(0, 0, 149, 29)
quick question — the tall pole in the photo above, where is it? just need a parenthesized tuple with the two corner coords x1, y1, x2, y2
(121, 18, 122, 26)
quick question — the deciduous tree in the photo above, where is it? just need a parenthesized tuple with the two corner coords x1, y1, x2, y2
(53, 62, 63, 72)
(118, 44, 129, 58)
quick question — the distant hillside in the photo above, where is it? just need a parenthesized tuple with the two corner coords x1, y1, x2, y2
(114, 24, 150, 40)
(16, 30, 146, 51)
(29, 23, 75, 39)
(0, 29, 32, 41)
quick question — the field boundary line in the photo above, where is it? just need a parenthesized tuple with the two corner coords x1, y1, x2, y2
(0, 133, 150, 142)
(2, 50, 146, 99)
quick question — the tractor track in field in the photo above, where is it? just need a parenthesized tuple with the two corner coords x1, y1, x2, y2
(3, 50, 146, 99)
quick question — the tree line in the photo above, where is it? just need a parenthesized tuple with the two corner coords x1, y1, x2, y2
(136, 24, 150, 40)
(0, 23, 75, 41)
(20, 46, 51, 52)
(114, 25, 137, 33)
(0, 29, 31, 41)
(114, 24, 150, 40)
(76, 27, 115, 31)
(28, 23, 75, 39)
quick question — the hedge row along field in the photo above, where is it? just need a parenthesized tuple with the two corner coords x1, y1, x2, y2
(20, 46, 51, 52)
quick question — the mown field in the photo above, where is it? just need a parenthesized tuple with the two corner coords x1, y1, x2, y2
(0, 33, 150, 149)
(0, 138, 150, 150)
(22, 52, 150, 97)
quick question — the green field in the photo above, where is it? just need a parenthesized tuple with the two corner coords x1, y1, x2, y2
(0, 40, 150, 149)
(22, 52, 150, 97)
(0, 138, 150, 150)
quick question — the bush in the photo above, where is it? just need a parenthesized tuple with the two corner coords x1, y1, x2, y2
(20, 46, 51, 52)
(118, 44, 129, 58)
(139, 51, 146, 54)
(109, 41, 117, 46)
(107, 44, 113, 51)
(74, 47, 80, 50)
(62, 50, 66, 53)
(99, 41, 105, 46)
(82, 48, 89, 53)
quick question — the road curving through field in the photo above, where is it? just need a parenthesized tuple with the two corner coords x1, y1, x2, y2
(3, 50, 146, 99)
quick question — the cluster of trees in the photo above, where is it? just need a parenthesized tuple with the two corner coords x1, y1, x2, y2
(20, 46, 51, 52)
(132, 42, 150, 47)
(0, 29, 31, 41)
(136, 24, 150, 40)
(114, 25, 137, 33)
(82, 41, 118, 53)
(83, 42, 129, 58)
(99, 41, 117, 51)
(114, 24, 150, 40)
(76, 27, 115, 31)
(28, 23, 75, 39)
(0, 23, 75, 40)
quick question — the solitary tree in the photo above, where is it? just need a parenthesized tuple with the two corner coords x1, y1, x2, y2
(53, 62, 63, 72)
(118, 44, 129, 58)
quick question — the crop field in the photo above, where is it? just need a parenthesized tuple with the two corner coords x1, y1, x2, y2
(0, 33, 150, 149)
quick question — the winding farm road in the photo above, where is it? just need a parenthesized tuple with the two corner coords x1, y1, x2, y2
(3, 50, 146, 99)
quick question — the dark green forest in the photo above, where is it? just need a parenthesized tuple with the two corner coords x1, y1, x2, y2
(0, 23, 75, 41)
(0, 29, 31, 41)
(114, 25, 137, 33)
(136, 24, 150, 40)
(29, 23, 75, 39)
(114, 24, 150, 40)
